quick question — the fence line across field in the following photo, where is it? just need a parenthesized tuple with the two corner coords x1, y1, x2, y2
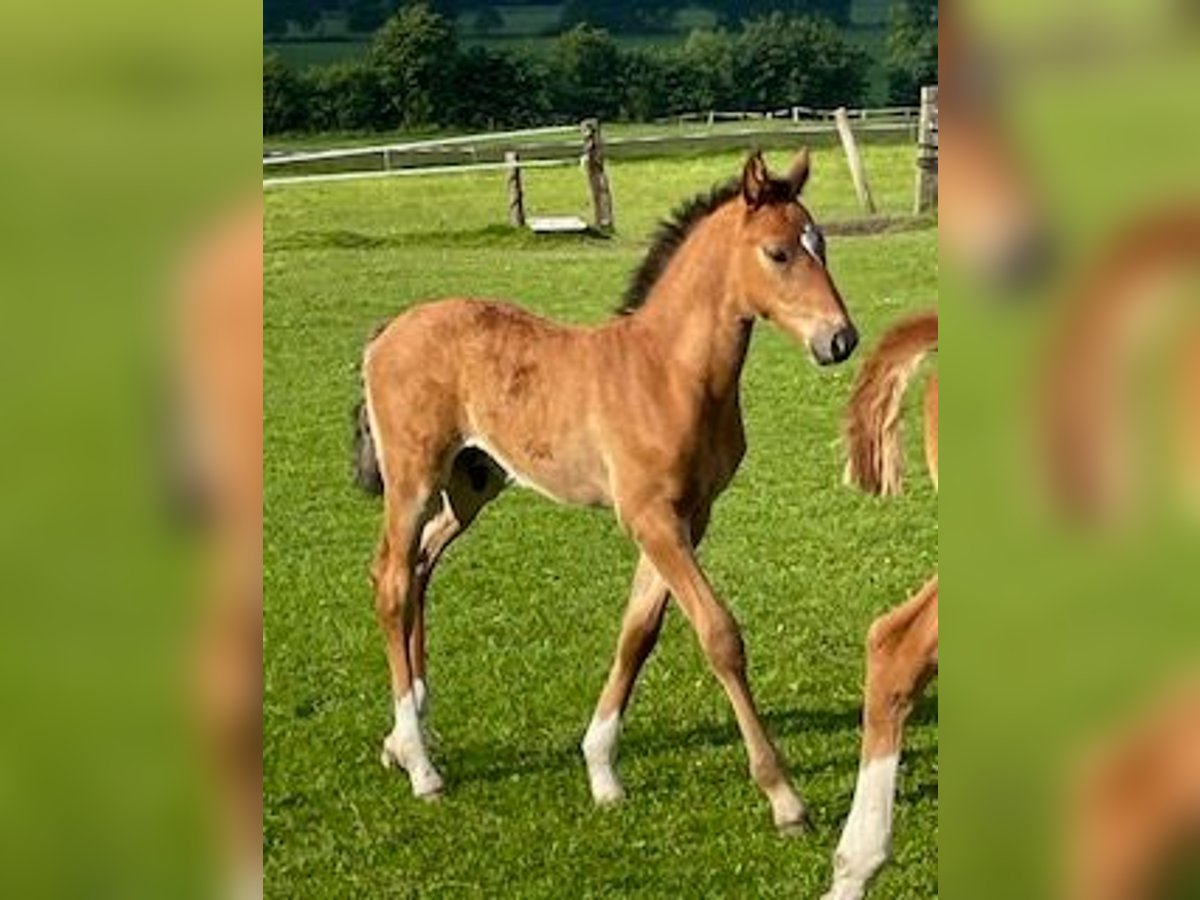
(263, 124, 579, 168)
(263, 156, 578, 188)
(263, 105, 920, 170)
(264, 91, 938, 227)
(263, 121, 919, 187)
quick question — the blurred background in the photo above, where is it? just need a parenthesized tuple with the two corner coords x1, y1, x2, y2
(943, 0, 1199, 897)
(0, 0, 257, 896)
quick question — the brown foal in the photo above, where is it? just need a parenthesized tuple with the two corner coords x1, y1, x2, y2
(351, 149, 858, 830)
(825, 311, 938, 900)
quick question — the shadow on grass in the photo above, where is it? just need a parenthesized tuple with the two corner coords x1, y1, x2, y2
(445, 694, 938, 789)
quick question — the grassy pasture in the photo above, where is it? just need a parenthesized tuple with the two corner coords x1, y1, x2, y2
(264, 144, 937, 896)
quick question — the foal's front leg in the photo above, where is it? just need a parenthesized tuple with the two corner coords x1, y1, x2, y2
(630, 504, 807, 832)
(825, 576, 938, 900)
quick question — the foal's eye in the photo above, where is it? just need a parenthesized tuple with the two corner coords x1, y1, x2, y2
(764, 246, 791, 265)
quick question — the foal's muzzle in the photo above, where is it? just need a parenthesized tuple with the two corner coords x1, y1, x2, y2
(811, 322, 859, 366)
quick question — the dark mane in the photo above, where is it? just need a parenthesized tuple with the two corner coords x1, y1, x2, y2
(617, 174, 795, 314)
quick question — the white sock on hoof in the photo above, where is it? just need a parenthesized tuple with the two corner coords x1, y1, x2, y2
(383, 691, 443, 798)
(824, 754, 899, 899)
(766, 780, 806, 830)
(581, 712, 624, 805)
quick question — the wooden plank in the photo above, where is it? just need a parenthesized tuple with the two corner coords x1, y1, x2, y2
(834, 107, 877, 214)
(505, 151, 525, 228)
(914, 85, 939, 214)
(581, 118, 614, 231)
(528, 216, 589, 233)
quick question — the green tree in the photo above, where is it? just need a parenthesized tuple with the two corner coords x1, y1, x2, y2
(884, 0, 937, 103)
(546, 24, 625, 120)
(444, 48, 550, 128)
(369, 4, 458, 127)
(734, 13, 868, 109)
(619, 49, 670, 121)
(678, 28, 736, 111)
(307, 61, 391, 131)
(263, 54, 310, 134)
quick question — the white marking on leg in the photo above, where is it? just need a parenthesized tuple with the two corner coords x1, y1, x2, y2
(381, 690, 443, 799)
(765, 779, 807, 832)
(581, 711, 624, 805)
(823, 754, 899, 900)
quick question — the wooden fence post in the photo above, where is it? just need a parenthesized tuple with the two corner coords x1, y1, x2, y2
(581, 118, 614, 231)
(505, 151, 525, 227)
(834, 106, 876, 215)
(915, 85, 939, 215)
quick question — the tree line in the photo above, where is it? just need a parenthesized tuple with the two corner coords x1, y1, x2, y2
(264, 3, 936, 135)
(265, 0, 858, 37)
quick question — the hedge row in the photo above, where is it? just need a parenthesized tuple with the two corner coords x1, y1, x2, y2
(264, 6, 873, 134)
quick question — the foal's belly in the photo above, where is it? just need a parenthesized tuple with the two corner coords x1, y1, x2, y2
(463, 434, 612, 508)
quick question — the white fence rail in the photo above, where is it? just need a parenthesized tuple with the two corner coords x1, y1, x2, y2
(263, 124, 578, 169)
(262, 104, 923, 191)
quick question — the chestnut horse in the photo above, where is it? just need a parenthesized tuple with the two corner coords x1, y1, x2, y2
(825, 311, 938, 900)
(353, 150, 858, 831)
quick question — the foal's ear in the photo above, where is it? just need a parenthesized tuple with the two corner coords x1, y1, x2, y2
(787, 147, 811, 196)
(741, 150, 771, 208)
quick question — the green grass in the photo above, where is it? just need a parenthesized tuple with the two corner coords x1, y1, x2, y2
(264, 145, 937, 897)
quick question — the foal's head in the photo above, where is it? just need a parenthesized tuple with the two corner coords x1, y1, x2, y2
(733, 150, 858, 366)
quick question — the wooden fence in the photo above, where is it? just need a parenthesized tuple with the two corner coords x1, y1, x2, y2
(263, 98, 939, 228)
(263, 105, 921, 183)
(915, 86, 938, 214)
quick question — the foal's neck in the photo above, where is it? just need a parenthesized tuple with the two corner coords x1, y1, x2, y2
(627, 205, 754, 399)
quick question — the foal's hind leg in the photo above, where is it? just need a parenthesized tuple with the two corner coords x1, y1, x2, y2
(825, 575, 938, 900)
(582, 506, 711, 805)
(407, 449, 506, 720)
(373, 475, 444, 799)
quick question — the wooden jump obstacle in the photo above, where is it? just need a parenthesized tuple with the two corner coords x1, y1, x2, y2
(507, 118, 614, 234)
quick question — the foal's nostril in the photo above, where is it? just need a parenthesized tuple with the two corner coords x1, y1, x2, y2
(831, 325, 859, 363)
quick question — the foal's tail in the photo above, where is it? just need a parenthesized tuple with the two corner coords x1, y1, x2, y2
(352, 325, 388, 497)
(843, 311, 938, 496)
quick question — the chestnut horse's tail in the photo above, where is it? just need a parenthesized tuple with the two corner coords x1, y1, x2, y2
(352, 325, 388, 496)
(844, 311, 938, 496)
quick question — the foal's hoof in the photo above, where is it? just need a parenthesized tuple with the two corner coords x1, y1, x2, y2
(768, 787, 809, 836)
(380, 736, 444, 800)
(776, 814, 810, 838)
(585, 762, 626, 807)
(591, 782, 626, 808)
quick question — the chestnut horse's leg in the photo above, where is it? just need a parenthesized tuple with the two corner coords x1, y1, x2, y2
(582, 505, 712, 805)
(825, 575, 939, 900)
(629, 504, 806, 832)
(373, 479, 444, 799)
(407, 451, 506, 719)
(581, 554, 669, 804)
